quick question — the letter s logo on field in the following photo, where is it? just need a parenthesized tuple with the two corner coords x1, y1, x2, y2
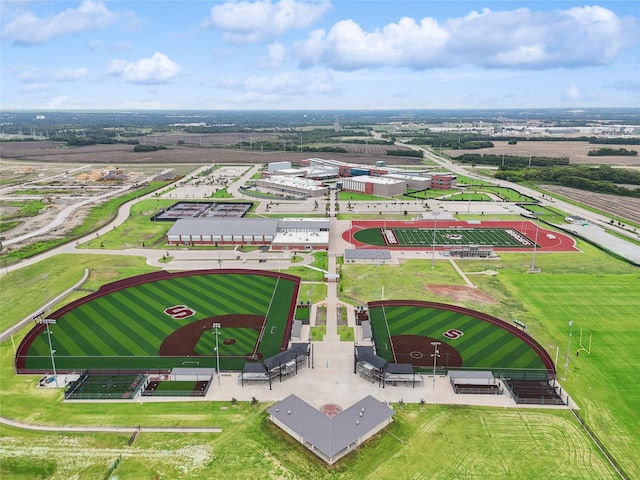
(164, 305, 196, 319)
(443, 328, 464, 340)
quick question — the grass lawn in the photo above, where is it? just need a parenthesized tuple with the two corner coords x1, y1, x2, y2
(342, 243, 640, 479)
(337, 325, 354, 341)
(0, 254, 158, 332)
(0, 393, 619, 479)
(445, 192, 492, 201)
(82, 199, 175, 249)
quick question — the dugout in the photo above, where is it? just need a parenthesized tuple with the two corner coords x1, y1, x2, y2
(384, 363, 423, 388)
(241, 343, 310, 389)
(166, 367, 215, 382)
(240, 363, 269, 386)
(449, 370, 502, 395)
(354, 346, 387, 388)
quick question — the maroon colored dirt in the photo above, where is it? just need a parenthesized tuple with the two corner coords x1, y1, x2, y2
(159, 314, 264, 357)
(391, 335, 463, 368)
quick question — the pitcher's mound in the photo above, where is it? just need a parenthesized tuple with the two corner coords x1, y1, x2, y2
(426, 285, 496, 304)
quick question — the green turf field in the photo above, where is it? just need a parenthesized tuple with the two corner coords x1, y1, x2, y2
(21, 271, 298, 371)
(354, 227, 535, 247)
(368, 303, 547, 374)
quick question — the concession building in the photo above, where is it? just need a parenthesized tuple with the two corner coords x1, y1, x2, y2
(266, 394, 395, 465)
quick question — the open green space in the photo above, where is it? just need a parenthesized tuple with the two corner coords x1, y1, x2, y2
(0, 380, 620, 480)
(0, 254, 158, 333)
(0, 181, 171, 265)
(445, 192, 492, 201)
(405, 188, 458, 199)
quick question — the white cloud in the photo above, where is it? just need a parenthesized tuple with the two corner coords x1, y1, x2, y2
(47, 94, 79, 109)
(259, 42, 288, 68)
(296, 6, 639, 70)
(108, 52, 181, 84)
(561, 84, 600, 102)
(55, 67, 89, 81)
(2, 0, 119, 45)
(204, 0, 332, 44)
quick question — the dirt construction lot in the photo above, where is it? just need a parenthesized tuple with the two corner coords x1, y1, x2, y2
(0, 135, 421, 167)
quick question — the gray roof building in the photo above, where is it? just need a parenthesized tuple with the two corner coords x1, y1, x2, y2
(167, 218, 278, 238)
(267, 394, 394, 465)
(344, 249, 392, 263)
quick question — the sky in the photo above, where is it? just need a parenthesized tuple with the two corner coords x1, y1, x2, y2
(1, 0, 639, 110)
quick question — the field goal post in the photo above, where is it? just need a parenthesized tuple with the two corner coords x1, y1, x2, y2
(576, 327, 592, 355)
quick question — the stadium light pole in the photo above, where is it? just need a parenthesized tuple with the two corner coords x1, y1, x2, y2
(431, 212, 440, 269)
(431, 341, 441, 390)
(213, 323, 221, 386)
(40, 318, 58, 387)
(42, 273, 49, 311)
(529, 213, 541, 272)
(562, 321, 574, 380)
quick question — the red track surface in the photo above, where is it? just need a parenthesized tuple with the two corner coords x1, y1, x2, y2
(344, 220, 578, 252)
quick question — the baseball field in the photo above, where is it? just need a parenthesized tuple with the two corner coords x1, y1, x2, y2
(367, 300, 552, 375)
(16, 269, 300, 372)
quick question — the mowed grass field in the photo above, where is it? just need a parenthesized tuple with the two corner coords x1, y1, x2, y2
(354, 227, 534, 247)
(343, 243, 640, 479)
(22, 271, 298, 371)
(368, 303, 547, 373)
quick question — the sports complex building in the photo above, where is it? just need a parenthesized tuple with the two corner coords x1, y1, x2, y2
(166, 218, 330, 250)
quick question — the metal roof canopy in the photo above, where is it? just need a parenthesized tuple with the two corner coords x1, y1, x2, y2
(169, 367, 216, 376)
(449, 370, 495, 380)
(267, 394, 394, 461)
(168, 218, 278, 236)
(344, 249, 392, 261)
(361, 321, 372, 340)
